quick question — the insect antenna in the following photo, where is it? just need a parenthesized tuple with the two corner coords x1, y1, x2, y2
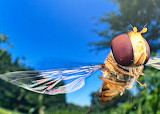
(143, 23, 148, 28)
(129, 24, 134, 29)
(127, 23, 134, 33)
(140, 23, 148, 34)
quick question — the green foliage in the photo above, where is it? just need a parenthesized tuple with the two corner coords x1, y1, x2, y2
(46, 110, 85, 114)
(0, 107, 21, 114)
(45, 103, 89, 113)
(90, 0, 160, 53)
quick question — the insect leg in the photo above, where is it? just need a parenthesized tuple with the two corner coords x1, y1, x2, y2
(99, 76, 126, 86)
(140, 65, 145, 75)
(136, 77, 146, 86)
(107, 59, 146, 87)
(107, 59, 138, 78)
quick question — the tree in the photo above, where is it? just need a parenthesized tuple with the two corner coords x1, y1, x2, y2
(90, 0, 160, 53)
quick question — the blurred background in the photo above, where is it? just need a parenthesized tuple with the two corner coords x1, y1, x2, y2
(0, 0, 160, 114)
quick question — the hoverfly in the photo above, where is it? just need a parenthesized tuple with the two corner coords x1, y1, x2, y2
(0, 27, 160, 102)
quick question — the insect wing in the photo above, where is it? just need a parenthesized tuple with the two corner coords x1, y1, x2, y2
(146, 57, 160, 70)
(0, 65, 100, 95)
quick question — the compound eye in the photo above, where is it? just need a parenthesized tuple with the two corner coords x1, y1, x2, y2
(143, 38, 150, 64)
(111, 33, 134, 66)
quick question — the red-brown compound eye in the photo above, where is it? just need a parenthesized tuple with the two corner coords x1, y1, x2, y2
(143, 38, 150, 64)
(111, 33, 134, 66)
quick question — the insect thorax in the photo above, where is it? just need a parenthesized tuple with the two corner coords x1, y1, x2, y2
(101, 52, 143, 83)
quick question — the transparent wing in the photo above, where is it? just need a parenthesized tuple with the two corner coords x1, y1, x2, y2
(0, 65, 101, 95)
(146, 57, 160, 70)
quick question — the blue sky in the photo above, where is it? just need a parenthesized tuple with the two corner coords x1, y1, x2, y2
(0, 0, 117, 106)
